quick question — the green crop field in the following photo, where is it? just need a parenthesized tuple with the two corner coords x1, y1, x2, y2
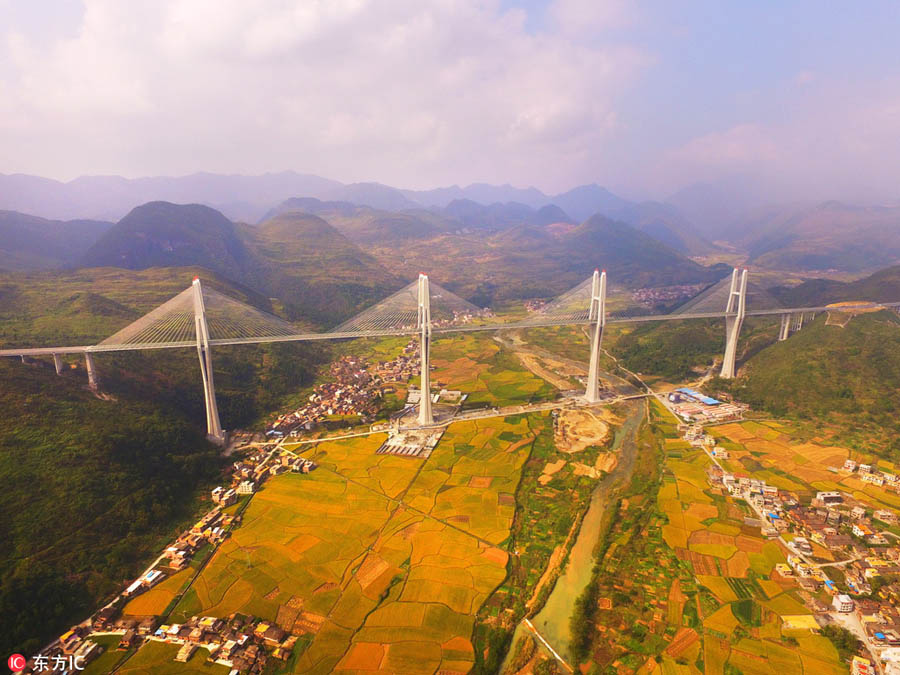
(431, 333, 557, 408)
(575, 402, 851, 674)
(118, 640, 228, 674)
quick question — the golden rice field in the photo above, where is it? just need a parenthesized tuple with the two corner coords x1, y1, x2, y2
(650, 413, 848, 675)
(165, 413, 546, 674)
(711, 418, 900, 514)
(123, 568, 192, 617)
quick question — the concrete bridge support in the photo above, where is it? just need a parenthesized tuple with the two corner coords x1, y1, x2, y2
(53, 353, 63, 375)
(793, 313, 804, 332)
(192, 278, 225, 445)
(84, 352, 99, 391)
(778, 314, 791, 341)
(585, 270, 607, 403)
(417, 274, 433, 426)
(720, 268, 748, 379)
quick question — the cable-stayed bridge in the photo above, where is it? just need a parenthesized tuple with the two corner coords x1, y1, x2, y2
(2, 270, 895, 444)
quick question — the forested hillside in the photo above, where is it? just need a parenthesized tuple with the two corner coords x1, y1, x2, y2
(0, 269, 330, 656)
(722, 312, 900, 435)
(0, 357, 220, 657)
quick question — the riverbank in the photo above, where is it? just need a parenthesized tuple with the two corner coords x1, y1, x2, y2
(499, 400, 646, 673)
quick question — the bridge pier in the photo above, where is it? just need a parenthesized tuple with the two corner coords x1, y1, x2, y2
(585, 270, 607, 403)
(192, 278, 226, 445)
(53, 353, 63, 375)
(85, 352, 99, 391)
(720, 268, 748, 379)
(417, 274, 433, 426)
(778, 314, 791, 341)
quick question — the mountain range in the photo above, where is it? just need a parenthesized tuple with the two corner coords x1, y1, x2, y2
(5, 169, 900, 297)
(0, 211, 113, 270)
(79, 202, 401, 325)
(0, 172, 715, 256)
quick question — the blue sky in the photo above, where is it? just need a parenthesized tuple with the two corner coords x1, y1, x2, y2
(1, 0, 899, 202)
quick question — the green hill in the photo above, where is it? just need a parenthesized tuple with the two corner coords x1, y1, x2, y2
(607, 200, 717, 256)
(0, 357, 221, 657)
(240, 211, 402, 323)
(78, 201, 402, 325)
(560, 214, 727, 287)
(720, 311, 900, 450)
(0, 267, 329, 656)
(264, 197, 458, 243)
(771, 264, 900, 307)
(80, 201, 251, 272)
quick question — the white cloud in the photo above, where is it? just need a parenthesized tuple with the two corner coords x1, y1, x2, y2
(651, 80, 900, 203)
(663, 124, 781, 171)
(0, 0, 648, 189)
(547, 0, 636, 36)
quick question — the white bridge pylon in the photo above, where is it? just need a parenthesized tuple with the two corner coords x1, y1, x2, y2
(585, 270, 607, 402)
(6, 267, 895, 441)
(720, 268, 748, 379)
(534, 270, 608, 402)
(417, 274, 433, 425)
(192, 278, 225, 444)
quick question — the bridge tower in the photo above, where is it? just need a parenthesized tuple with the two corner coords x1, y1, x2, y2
(585, 269, 607, 403)
(192, 278, 225, 445)
(84, 352, 99, 391)
(417, 274, 433, 426)
(720, 268, 748, 379)
(778, 314, 791, 341)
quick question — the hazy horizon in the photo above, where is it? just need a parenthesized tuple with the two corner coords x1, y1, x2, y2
(2, 1, 900, 205)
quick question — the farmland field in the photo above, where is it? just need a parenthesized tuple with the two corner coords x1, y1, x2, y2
(431, 333, 557, 408)
(575, 399, 849, 673)
(163, 413, 551, 674)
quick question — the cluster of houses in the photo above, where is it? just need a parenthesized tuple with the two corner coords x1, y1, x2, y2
(267, 342, 422, 437)
(698, 423, 900, 666)
(150, 613, 297, 672)
(12, 627, 107, 673)
(432, 308, 491, 328)
(842, 459, 900, 491)
(229, 445, 318, 498)
(631, 283, 707, 309)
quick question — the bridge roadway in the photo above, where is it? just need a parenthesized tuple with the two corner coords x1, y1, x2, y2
(1, 301, 895, 357)
(278, 390, 651, 447)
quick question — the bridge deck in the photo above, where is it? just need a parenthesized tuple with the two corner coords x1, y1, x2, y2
(1, 302, 895, 357)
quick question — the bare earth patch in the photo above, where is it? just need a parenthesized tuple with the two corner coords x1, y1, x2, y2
(538, 459, 567, 484)
(555, 409, 611, 454)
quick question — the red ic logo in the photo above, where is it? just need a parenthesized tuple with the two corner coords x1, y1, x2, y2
(8, 654, 27, 671)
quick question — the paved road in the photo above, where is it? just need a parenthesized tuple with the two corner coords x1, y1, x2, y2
(829, 610, 885, 675)
(284, 392, 650, 447)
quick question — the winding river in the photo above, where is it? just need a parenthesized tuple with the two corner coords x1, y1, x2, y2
(501, 399, 646, 671)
